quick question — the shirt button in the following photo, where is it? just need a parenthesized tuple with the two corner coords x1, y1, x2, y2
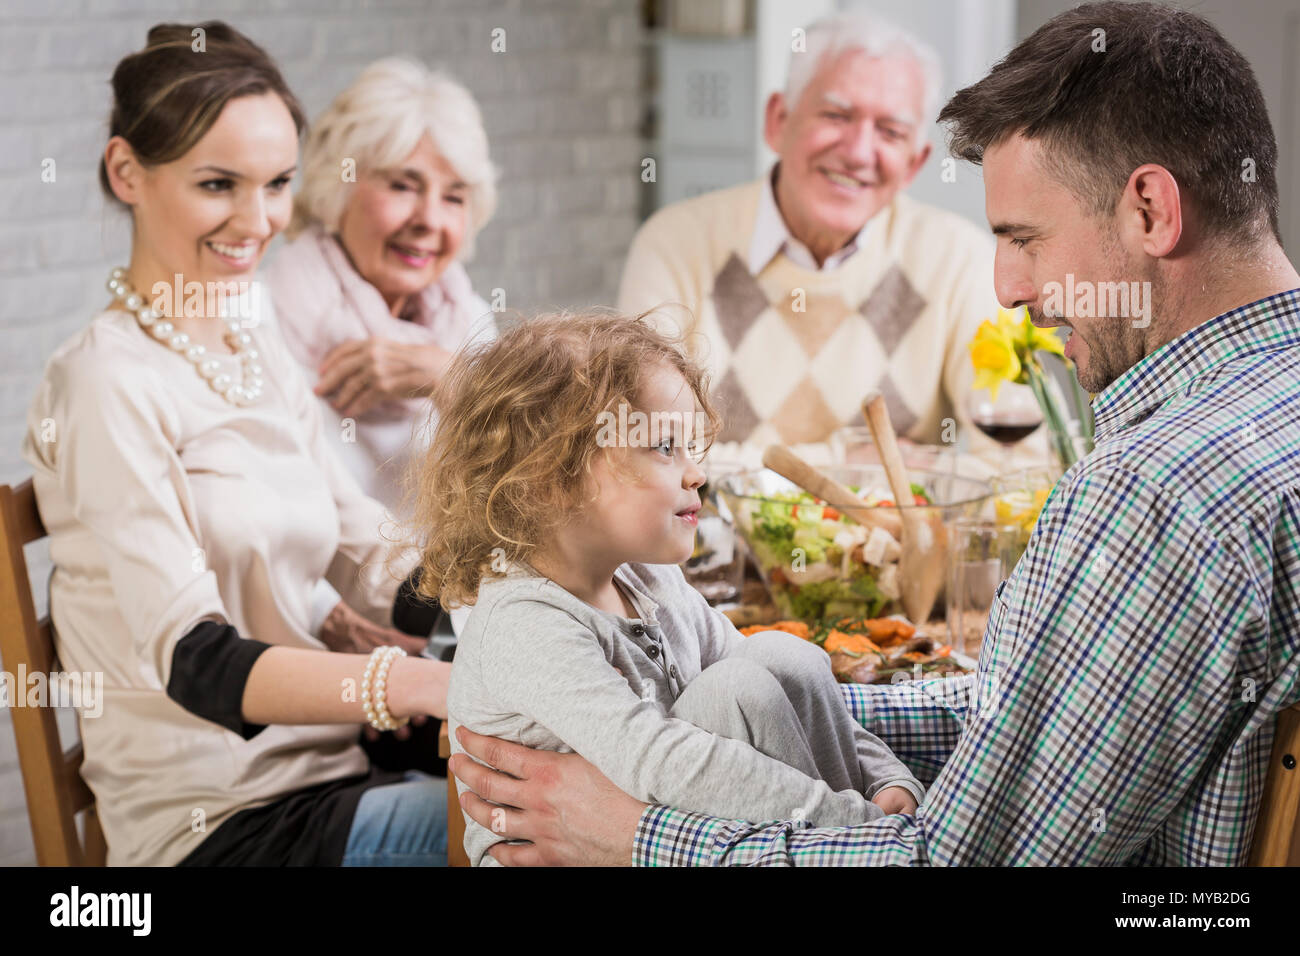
(669, 665, 678, 680)
(630, 623, 645, 636)
(646, 644, 659, 658)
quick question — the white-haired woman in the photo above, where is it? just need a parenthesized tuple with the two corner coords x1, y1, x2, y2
(267, 58, 498, 523)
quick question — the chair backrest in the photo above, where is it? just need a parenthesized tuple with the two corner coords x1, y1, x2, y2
(0, 478, 106, 866)
(1251, 701, 1300, 865)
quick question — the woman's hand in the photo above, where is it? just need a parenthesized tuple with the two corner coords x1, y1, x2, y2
(364, 656, 449, 742)
(319, 598, 429, 657)
(363, 713, 428, 743)
(314, 338, 453, 418)
(388, 656, 450, 722)
(871, 785, 918, 816)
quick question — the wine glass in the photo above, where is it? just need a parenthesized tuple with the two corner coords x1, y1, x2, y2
(967, 383, 1043, 446)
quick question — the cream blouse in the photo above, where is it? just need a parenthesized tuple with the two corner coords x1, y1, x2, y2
(21, 296, 420, 866)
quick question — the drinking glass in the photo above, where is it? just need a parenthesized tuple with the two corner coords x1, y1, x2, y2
(967, 384, 1043, 446)
(830, 425, 957, 473)
(991, 465, 1062, 566)
(946, 518, 1020, 656)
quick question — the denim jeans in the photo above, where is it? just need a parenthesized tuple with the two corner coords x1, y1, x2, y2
(341, 769, 449, 866)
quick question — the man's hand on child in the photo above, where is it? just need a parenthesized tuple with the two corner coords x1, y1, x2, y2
(451, 725, 648, 865)
(871, 785, 918, 815)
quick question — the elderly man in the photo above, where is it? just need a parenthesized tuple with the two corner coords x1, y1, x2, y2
(451, 1, 1300, 866)
(618, 11, 1013, 452)
(618, 14, 1007, 451)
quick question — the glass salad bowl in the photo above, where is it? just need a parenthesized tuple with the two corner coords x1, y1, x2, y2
(717, 466, 993, 625)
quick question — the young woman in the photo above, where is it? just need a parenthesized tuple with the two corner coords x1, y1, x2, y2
(21, 21, 450, 866)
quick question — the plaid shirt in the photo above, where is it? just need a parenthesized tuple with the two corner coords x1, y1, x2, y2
(635, 289, 1300, 866)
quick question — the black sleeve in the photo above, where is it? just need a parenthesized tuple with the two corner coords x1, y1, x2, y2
(391, 565, 442, 638)
(166, 621, 273, 740)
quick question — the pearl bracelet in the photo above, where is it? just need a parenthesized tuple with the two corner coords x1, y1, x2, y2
(361, 645, 409, 732)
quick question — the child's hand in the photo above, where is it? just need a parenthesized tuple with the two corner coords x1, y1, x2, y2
(871, 785, 918, 816)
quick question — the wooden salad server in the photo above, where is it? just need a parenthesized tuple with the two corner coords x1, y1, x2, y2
(761, 444, 902, 539)
(860, 391, 948, 625)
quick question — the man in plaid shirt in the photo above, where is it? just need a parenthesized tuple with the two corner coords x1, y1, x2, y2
(450, 2, 1300, 866)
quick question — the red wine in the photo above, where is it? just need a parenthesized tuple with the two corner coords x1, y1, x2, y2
(974, 420, 1042, 444)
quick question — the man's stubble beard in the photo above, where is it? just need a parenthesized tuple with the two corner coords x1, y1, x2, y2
(1073, 231, 1165, 394)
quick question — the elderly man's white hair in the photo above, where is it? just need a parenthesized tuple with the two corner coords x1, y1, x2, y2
(785, 13, 943, 131)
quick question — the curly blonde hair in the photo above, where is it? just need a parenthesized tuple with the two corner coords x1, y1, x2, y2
(405, 309, 722, 610)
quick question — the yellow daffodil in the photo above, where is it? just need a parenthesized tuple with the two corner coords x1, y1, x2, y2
(969, 318, 1021, 401)
(969, 306, 1070, 400)
(994, 306, 1023, 339)
(1019, 309, 1065, 358)
(966, 306, 1095, 468)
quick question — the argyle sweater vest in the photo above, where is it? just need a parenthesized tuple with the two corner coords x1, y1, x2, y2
(617, 179, 1004, 451)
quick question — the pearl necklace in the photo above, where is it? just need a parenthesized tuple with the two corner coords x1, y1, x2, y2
(107, 267, 265, 406)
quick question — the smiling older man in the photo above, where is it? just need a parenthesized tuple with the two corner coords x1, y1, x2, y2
(453, 1, 1300, 866)
(618, 13, 1003, 450)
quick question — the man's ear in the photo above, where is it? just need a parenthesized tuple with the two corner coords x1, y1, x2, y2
(1121, 164, 1182, 258)
(103, 136, 143, 206)
(900, 138, 932, 190)
(762, 91, 788, 155)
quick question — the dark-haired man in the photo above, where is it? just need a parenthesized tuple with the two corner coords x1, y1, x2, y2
(451, 2, 1300, 866)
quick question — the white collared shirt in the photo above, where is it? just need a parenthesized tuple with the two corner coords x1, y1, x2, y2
(747, 163, 870, 273)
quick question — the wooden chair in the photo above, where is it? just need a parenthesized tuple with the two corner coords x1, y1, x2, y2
(0, 478, 106, 866)
(438, 722, 470, 866)
(1250, 702, 1300, 865)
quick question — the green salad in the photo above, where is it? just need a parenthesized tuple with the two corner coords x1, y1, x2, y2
(734, 483, 932, 623)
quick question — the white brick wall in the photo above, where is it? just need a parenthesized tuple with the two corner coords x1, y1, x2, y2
(0, 0, 647, 865)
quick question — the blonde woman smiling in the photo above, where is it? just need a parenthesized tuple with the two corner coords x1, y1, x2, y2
(22, 22, 450, 866)
(267, 58, 499, 525)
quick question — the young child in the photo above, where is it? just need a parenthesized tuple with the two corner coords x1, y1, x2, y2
(411, 311, 924, 866)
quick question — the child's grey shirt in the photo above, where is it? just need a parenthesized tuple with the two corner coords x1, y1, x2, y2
(447, 561, 924, 866)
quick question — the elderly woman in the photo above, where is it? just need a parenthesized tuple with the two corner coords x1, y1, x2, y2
(23, 22, 449, 866)
(267, 58, 498, 520)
